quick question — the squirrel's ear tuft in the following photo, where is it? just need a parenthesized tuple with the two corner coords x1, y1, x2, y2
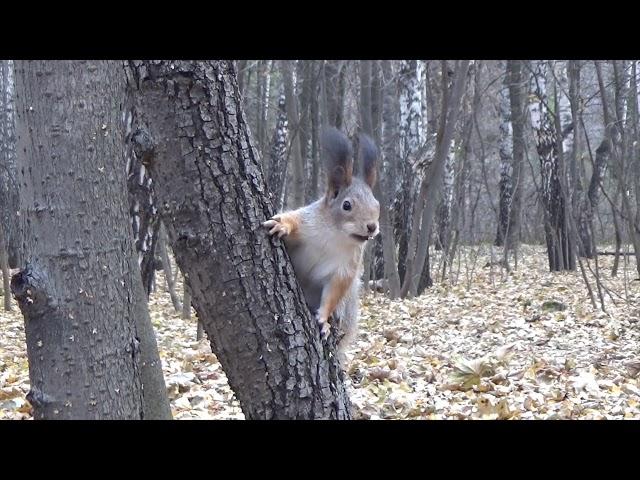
(323, 127, 353, 192)
(359, 133, 378, 188)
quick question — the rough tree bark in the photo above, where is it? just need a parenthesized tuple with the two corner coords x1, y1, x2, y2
(11, 60, 153, 419)
(126, 60, 351, 419)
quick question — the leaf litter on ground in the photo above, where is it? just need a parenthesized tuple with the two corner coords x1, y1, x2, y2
(1, 244, 639, 420)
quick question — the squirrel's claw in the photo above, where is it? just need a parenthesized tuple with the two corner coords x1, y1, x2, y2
(316, 312, 331, 340)
(263, 216, 290, 238)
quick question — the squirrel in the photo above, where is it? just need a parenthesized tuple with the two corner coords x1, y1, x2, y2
(263, 127, 380, 360)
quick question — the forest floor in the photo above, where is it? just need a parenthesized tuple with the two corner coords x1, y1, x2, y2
(1, 244, 639, 420)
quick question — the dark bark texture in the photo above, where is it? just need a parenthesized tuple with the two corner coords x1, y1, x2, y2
(11, 60, 145, 419)
(126, 60, 351, 419)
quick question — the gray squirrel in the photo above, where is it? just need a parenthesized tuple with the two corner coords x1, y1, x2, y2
(263, 128, 380, 360)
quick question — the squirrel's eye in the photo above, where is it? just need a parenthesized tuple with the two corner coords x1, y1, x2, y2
(342, 200, 352, 211)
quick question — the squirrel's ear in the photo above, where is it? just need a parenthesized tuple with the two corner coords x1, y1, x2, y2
(359, 133, 378, 188)
(323, 127, 353, 194)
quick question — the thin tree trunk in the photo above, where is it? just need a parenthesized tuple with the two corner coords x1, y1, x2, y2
(182, 283, 191, 318)
(495, 60, 514, 247)
(377, 61, 401, 298)
(324, 61, 346, 129)
(0, 222, 10, 310)
(281, 60, 305, 207)
(266, 87, 288, 210)
(127, 60, 351, 419)
(395, 60, 425, 285)
(0, 60, 20, 268)
(310, 62, 321, 200)
(360, 60, 374, 293)
(528, 60, 575, 272)
(507, 60, 526, 257)
(158, 222, 182, 312)
(401, 60, 470, 298)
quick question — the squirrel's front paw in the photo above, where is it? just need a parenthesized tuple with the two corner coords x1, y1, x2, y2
(263, 215, 290, 238)
(315, 311, 331, 340)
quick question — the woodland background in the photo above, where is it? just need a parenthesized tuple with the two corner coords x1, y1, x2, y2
(0, 60, 639, 420)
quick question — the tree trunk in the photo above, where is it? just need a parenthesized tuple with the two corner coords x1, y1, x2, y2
(360, 60, 375, 293)
(11, 60, 149, 419)
(310, 62, 321, 200)
(126, 113, 161, 296)
(266, 87, 288, 211)
(0, 60, 20, 268)
(126, 60, 351, 419)
(528, 60, 575, 272)
(281, 60, 305, 208)
(324, 61, 345, 129)
(401, 60, 470, 298)
(436, 141, 456, 251)
(495, 61, 514, 247)
(506, 60, 526, 256)
(578, 137, 610, 258)
(158, 222, 182, 312)
(0, 222, 10, 310)
(125, 85, 174, 420)
(378, 61, 402, 298)
(395, 60, 425, 285)
(298, 61, 314, 204)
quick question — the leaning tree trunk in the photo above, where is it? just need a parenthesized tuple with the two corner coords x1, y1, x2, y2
(126, 60, 351, 419)
(11, 60, 152, 419)
(528, 60, 575, 271)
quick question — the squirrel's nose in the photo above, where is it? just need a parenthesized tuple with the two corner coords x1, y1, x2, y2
(367, 223, 377, 234)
